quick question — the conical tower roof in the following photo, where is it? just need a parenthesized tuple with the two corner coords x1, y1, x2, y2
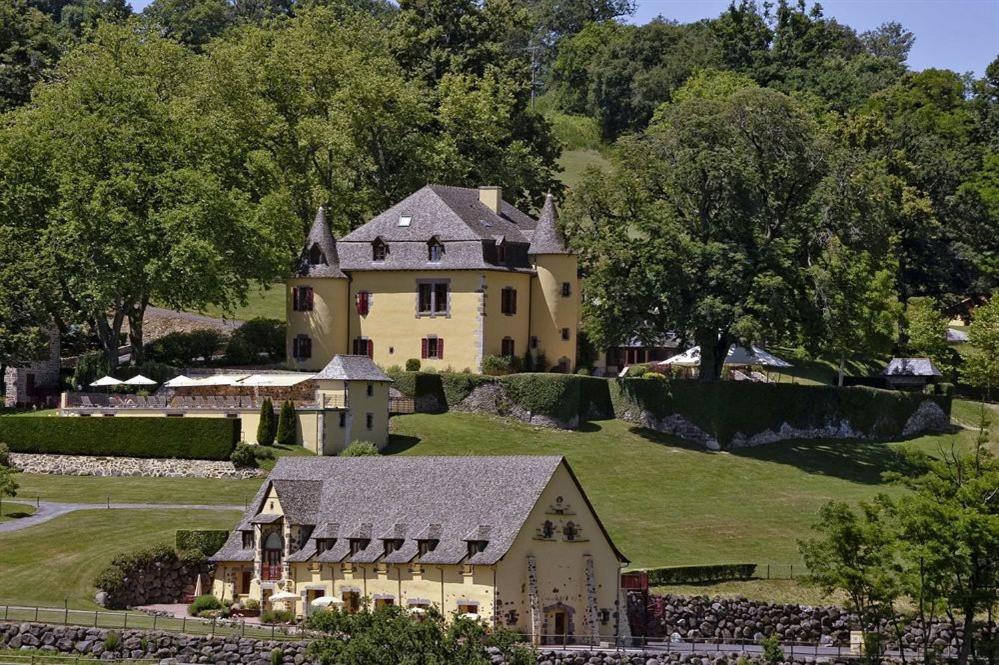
(528, 194, 571, 255)
(296, 207, 346, 278)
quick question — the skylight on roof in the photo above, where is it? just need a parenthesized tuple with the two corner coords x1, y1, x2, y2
(398, 215, 412, 227)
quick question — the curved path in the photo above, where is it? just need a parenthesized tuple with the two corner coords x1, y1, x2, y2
(0, 500, 243, 534)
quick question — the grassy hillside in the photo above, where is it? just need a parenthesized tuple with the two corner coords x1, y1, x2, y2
(387, 407, 991, 570)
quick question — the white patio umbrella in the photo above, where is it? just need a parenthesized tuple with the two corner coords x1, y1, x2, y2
(310, 596, 343, 608)
(193, 574, 203, 597)
(409, 607, 427, 615)
(657, 347, 701, 367)
(123, 374, 158, 386)
(270, 591, 298, 602)
(90, 375, 123, 387)
(162, 375, 193, 388)
(725, 345, 792, 368)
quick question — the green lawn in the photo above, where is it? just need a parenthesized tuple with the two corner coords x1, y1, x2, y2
(13, 474, 262, 506)
(184, 283, 285, 321)
(0, 509, 241, 608)
(387, 408, 989, 571)
(0, 501, 36, 523)
(558, 149, 610, 190)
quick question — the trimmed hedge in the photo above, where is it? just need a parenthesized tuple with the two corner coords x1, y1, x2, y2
(0, 416, 239, 460)
(500, 373, 582, 423)
(643, 563, 758, 586)
(440, 373, 495, 406)
(611, 379, 952, 447)
(176, 530, 230, 556)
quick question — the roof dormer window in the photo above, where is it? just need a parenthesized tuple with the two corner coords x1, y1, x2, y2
(427, 238, 443, 263)
(318, 538, 337, 552)
(383, 538, 404, 555)
(417, 539, 438, 556)
(372, 238, 387, 262)
(466, 540, 488, 557)
(308, 244, 326, 266)
(349, 538, 370, 555)
(398, 215, 412, 227)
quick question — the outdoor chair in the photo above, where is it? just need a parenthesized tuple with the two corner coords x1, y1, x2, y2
(80, 396, 95, 408)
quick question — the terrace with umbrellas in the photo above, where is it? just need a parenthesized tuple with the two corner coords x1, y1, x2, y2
(635, 344, 793, 382)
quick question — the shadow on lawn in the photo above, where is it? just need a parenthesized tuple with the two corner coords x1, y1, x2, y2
(383, 434, 422, 455)
(731, 439, 915, 485)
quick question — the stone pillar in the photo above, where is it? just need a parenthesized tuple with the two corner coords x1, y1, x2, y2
(527, 556, 541, 646)
(282, 520, 292, 580)
(582, 555, 599, 640)
(253, 525, 262, 581)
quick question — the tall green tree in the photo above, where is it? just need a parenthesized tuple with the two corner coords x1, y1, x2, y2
(566, 85, 827, 380)
(256, 398, 276, 446)
(0, 21, 283, 367)
(809, 238, 899, 385)
(0, 0, 64, 112)
(0, 465, 19, 518)
(904, 297, 952, 374)
(275, 399, 296, 446)
(141, 0, 234, 49)
(964, 298, 999, 398)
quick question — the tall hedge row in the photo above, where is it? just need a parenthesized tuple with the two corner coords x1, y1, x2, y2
(176, 530, 230, 556)
(610, 379, 951, 447)
(0, 416, 239, 460)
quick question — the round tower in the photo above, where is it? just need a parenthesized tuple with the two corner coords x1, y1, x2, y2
(528, 194, 578, 372)
(286, 207, 349, 371)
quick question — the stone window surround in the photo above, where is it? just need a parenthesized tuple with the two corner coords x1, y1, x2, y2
(415, 278, 451, 318)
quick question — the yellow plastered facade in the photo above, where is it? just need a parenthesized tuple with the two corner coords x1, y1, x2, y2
(211, 462, 626, 643)
(530, 254, 579, 371)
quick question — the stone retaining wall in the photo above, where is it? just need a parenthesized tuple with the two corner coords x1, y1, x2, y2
(95, 548, 212, 610)
(9, 452, 261, 479)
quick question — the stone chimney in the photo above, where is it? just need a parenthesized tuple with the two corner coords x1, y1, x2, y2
(478, 186, 502, 214)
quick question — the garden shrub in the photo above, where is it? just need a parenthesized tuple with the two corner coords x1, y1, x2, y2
(0, 442, 9, 467)
(643, 563, 757, 585)
(341, 440, 379, 457)
(481, 354, 517, 376)
(276, 400, 296, 446)
(189, 594, 224, 616)
(261, 610, 294, 624)
(103, 632, 121, 652)
(385, 370, 447, 411)
(500, 373, 582, 423)
(228, 318, 285, 363)
(0, 416, 238, 460)
(230, 444, 258, 469)
(610, 379, 952, 447)
(145, 330, 224, 366)
(440, 373, 495, 406)
(270, 648, 284, 665)
(176, 530, 230, 557)
(405, 358, 421, 372)
(72, 351, 110, 390)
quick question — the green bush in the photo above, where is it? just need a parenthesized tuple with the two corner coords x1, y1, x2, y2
(254, 447, 275, 461)
(176, 530, 230, 556)
(610, 379, 952, 448)
(761, 634, 785, 664)
(94, 544, 205, 609)
(103, 631, 121, 652)
(440, 373, 495, 406)
(261, 609, 294, 624)
(481, 354, 517, 376)
(189, 594, 224, 616)
(230, 444, 258, 469)
(270, 648, 284, 665)
(341, 440, 379, 457)
(245, 598, 260, 611)
(257, 398, 276, 446)
(500, 373, 581, 423)
(0, 416, 238, 460)
(405, 358, 421, 372)
(145, 330, 224, 366)
(0, 442, 9, 467)
(72, 351, 110, 390)
(643, 563, 757, 585)
(276, 400, 296, 446)
(547, 111, 604, 151)
(228, 318, 286, 363)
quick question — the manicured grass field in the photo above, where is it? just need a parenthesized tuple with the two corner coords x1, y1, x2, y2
(558, 149, 610, 190)
(0, 509, 241, 609)
(387, 408, 989, 570)
(13, 474, 262, 505)
(0, 501, 36, 523)
(186, 283, 285, 321)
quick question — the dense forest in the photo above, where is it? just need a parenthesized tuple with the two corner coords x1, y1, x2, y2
(0, 0, 996, 380)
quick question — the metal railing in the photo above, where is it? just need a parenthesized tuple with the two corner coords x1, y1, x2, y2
(0, 653, 159, 665)
(0, 605, 310, 642)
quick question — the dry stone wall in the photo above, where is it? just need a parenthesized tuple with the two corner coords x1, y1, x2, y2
(9, 452, 261, 479)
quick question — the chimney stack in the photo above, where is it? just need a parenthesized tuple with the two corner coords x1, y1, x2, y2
(478, 186, 502, 214)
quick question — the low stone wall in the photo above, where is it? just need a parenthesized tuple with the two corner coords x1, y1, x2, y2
(452, 383, 578, 429)
(95, 548, 212, 610)
(0, 623, 312, 665)
(632, 594, 984, 652)
(9, 452, 261, 479)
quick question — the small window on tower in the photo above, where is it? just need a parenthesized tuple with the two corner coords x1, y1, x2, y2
(561, 282, 571, 297)
(561, 328, 571, 341)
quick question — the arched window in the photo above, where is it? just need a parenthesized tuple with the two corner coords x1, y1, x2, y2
(427, 238, 444, 263)
(563, 521, 578, 541)
(308, 244, 326, 265)
(372, 238, 388, 262)
(264, 531, 283, 550)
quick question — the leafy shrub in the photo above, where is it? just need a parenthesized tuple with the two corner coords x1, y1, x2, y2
(254, 447, 275, 461)
(642, 372, 666, 380)
(104, 632, 121, 652)
(500, 374, 581, 423)
(230, 444, 258, 469)
(643, 563, 757, 585)
(245, 598, 260, 611)
(546, 111, 604, 151)
(94, 544, 203, 609)
(261, 610, 294, 624)
(0, 442, 9, 467)
(270, 648, 284, 665)
(341, 441, 379, 457)
(482, 354, 517, 376)
(135, 360, 179, 385)
(0, 416, 238, 460)
(257, 398, 276, 446)
(761, 634, 784, 664)
(405, 358, 421, 372)
(189, 594, 224, 616)
(228, 318, 285, 363)
(440, 373, 495, 406)
(223, 335, 256, 365)
(276, 400, 296, 446)
(146, 330, 225, 366)
(176, 530, 230, 556)
(72, 351, 110, 390)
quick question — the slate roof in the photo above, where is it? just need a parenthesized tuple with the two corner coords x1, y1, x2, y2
(296, 207, 346, 278)
(211, 532, 253, 562)
(212, 456, 626, 566)
(336, 185, 540, 272)
(314, 355, 392, 382)
(882, 357, 943, 377)
(528, 194, 570, 255)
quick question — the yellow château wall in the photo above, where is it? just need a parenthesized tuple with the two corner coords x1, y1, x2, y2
(287, 277, 349, 372)
(482, 272, 532, 361)
(530, 255, 579, 371)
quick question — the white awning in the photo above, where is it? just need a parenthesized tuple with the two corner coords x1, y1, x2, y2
(270, 591, 298, 601)
(122, 374, 157, 386)
(310, 596, 343, 607)
(656, 345, 791, 369)
(90, 376, 123, 387)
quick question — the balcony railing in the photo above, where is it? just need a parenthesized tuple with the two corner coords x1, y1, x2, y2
(261, 564, 282, 581)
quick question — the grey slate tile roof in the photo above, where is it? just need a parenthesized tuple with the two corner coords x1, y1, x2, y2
(210, 532, 253, 563)
(528, 194, 570, 255)
(882, 357, 943, 377)
(296, 207, 346, 278)
(314, 355, 392, 382)
(336, 185, 540, 272)
(211, 455, 627, 567)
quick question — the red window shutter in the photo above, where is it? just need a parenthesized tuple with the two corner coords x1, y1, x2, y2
(307, 288, 314, 310)
(292, 287, 299, 312)
(360, 292, 369, 317)
(367, 339, 374, 359)
(421, 338, 428, 359)
(438, 338, 444, 359)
